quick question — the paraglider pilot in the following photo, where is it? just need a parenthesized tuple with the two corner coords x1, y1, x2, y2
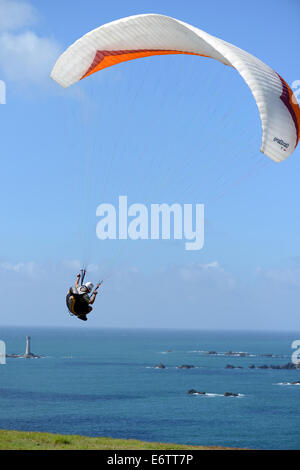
(66, 271, 103, 321)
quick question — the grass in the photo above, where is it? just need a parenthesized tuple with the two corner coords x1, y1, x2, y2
(0, 430, 234, 450)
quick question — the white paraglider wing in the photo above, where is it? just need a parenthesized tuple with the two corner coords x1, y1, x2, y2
(51, 14, 300, 162)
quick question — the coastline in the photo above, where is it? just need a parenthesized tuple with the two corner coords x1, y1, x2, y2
(0, 430, 239, 451)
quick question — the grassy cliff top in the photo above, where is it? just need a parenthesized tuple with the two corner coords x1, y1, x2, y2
(0, 430, 234, 450)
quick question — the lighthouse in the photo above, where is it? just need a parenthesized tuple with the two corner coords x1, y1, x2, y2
(25, 336, 31, 357)
(6, 336, 41, 359)
(23, 336, 40, 359)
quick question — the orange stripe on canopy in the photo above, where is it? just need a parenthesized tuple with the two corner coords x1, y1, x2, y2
(81, 49, 217, 80)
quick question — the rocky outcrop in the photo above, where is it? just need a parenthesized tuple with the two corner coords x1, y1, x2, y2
(225, 362, 299, 370)
(247, 362, 299, 370)
(225, 364, 243, 369)
(188, 389, 240, 397)
(188, 389, 206, 395)
(6, 353, 41, 359)
(177, 364, 195, 369)
(225, 351, 249, 357)
(155, 363, 166, 369)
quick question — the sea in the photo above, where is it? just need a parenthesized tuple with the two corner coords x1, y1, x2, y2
(0, 327, 299, 450)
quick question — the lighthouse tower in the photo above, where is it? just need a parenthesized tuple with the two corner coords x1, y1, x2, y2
(25, 336, 31, 356)
(6, 336, 41, 359)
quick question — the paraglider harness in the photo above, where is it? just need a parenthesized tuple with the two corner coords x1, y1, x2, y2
(66, 269, 90, 318)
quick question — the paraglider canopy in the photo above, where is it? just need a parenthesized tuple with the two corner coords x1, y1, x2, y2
(51, 13, 300, 162)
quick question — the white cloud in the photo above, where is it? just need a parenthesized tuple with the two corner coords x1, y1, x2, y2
(0, 261, 41, 276)
(0, 0, 37, 32)
(177, 261, 236, 290)
(0, 258, 299, 329)
(0, 1, 61, 87)
(0, 31, 60, 86)
(202, 261, 220, 269)
(61, 259, 82, 271)
(86, 263, 101, 273)
(256, 266, 300, 287)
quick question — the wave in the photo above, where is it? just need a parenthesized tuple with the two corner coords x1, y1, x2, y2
(187, 350, 288, 359)
(190, 392, 245, 398)
(276, 382, 300, 386)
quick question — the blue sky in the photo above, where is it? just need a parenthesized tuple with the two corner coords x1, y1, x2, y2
(0, 0, 299, 329)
